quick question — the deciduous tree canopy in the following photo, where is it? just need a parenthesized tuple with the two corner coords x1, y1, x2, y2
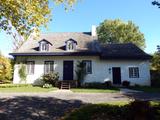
(152, 46, 160, 72)
(0, 0, 76, 38)
(0, 54, 12, 82)
(97, 19, 145, 49)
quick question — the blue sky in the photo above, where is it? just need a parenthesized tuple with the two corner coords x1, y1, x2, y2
(0, 0, 160, 56)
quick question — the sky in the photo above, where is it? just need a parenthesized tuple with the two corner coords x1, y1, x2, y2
(0, 0, 160, 57)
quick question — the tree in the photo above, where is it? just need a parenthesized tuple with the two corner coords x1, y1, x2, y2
(0, 0, 77, 49)
(18, 64, 27, 83)
(97, 19, 145, 49)
(0, 53, 12, 83)
(152, 1, 160, 8)
(152, 45, 160, 72)
(75, 61, 86, 87)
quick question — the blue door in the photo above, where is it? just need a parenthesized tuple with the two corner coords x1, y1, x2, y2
(63, 61, 74, 80)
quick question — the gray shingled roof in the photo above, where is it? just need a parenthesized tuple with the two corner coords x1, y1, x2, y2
(10, 32, 152, 60)
(14, 32, 98, 53)
(100, 43, 152, 60)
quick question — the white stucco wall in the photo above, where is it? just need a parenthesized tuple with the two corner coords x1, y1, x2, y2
(13, 56, 151, 86)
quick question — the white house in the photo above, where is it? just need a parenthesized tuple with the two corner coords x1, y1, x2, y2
(10, 26, 152, 86)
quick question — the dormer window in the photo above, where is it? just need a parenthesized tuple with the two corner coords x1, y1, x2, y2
(65, 39, 77, 51)
(39, 39, 52, 52)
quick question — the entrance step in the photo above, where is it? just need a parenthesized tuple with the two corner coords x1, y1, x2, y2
(61, 81, 70, 90)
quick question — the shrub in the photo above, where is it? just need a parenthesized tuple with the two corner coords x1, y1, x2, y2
(151, 70, 160, 87)
(122, 81, 130, 87)
(134, 84, 140, 87)
(18, 64, 27, 83)
(32, 78, 45, 87)
(43, 83, 53, 88)
(83, 82, 110, 89)
(75, 61, 87, 87)
(42, 72, 59, 87)
(104, 81, 112, 87)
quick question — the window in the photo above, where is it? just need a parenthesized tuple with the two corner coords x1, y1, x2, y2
(27, 61, 35, 75)
(66, 41, 76, 51)
(129, 67, 139, 78)
(65, 39, 77, 51)
(44, 61, 54, 74)
(40, 43, 49, 51)
(68, 42, 74, 50)
(83, 60, 92, 74)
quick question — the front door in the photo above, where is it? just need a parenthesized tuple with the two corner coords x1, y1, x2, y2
(112, 67, 121, 84)
(63, 61, 73, 80)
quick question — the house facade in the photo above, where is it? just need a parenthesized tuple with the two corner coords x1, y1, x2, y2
(10, 26, 152, 86)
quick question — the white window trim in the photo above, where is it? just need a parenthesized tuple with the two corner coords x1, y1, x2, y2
(129, 67, 139, 78)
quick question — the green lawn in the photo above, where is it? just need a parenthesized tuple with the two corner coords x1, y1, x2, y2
(62, 101, 160, 120)
(130, 86, 160, 93)
(71, 87, 120, 93)
(0, 84, 58, 93)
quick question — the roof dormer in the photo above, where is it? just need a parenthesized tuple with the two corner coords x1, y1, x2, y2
(65, 38, 77, 51)
(38, 39, 52, 52)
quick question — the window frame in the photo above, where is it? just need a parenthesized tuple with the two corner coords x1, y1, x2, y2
(129, 67, 139, 78)
(44, 61, 54, 74)
(26, 61, 35, 75)
(82, 60, 92, 74)
(40, 42, 49, 51)
(66, 41, 76, 51)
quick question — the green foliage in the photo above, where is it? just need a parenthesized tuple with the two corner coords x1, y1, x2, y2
(63, 101, 159, 120)
(152, 1, 160, 8)
(0, 84, 31, 88)
(42, 72, 59, 87)
(122, 81, 130, 87)
(152, 52, 160, 72)
(42, 83, 53, 88)
(75, 61, 86, 87)
(83, 82, 113, 89)
(0, 54, 12, 83)
(151, 70, 160, 87)
(97, 19, 145, 49)
(0, 0, 77, 41)
(71, 88, 119, 93)
(0, 84, 58, 92)
(18, 64, 27, 83)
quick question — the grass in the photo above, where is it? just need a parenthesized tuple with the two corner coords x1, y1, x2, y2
(0, 84, 58, 93)
(130, 86, 160, 93)
(71, 87, 120, 93)
(62, 101, 160, 120)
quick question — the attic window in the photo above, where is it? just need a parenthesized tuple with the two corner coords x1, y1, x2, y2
(41, 42, 49, 51)
(65, 39, 77, 51)
(39, 39, 52, 52)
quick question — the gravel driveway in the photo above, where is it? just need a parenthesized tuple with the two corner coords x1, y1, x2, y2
(0, 90, 159, 120)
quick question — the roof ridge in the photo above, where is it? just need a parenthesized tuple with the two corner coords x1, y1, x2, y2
(40, 32, 91, 35)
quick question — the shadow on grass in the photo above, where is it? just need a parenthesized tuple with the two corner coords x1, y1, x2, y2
(121, 92, 160, 101)
(63, 101, 160, 120)
(0, 96, 84, 120)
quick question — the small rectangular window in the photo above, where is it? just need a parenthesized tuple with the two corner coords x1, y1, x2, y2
(83, 60, 92, 74)
(27, 61, 35, 75)
(44, 61, 54, 74)
(129, 67, 139, 78)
